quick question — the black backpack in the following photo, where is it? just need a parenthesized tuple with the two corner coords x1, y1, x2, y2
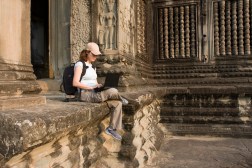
(61, 61, 88, 101)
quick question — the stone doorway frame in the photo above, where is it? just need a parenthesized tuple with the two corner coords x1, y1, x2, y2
(48, 0, 71, 79)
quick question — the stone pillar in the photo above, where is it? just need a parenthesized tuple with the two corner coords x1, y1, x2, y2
(174, 7, 179, 58)
(159, 9, 164, 59)
(169, 7, 175, 58)
(238, 0, 244, 55)
(225, 1, 232, 55)
(185, 6, 190, 58)
(220, 1, 226, 56)
(231, 1, 238, 55)
(164, 8, 169, 59)
(213, 2, 220, 56)
(0, 0, 41, 96)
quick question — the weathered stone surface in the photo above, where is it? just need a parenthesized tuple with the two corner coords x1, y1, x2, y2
(147, 136, 252, 168)
(0, 88, 169, 168)
(0, 95, 46, 110)
(188, 86, 237, 94)
(0, 99, 109, 159)
(71, 0, 91, 62)
(160, 85, 252, 138)
(119, 91, 164, 168)
(0, 81, 42, 96)
(4, 122, 107, 168)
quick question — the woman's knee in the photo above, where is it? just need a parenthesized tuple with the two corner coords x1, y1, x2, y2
(107, 88, 118, 94)
(109, 100, 122, 108)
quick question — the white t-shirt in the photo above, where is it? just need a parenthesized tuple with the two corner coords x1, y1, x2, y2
(74, 61, 97, 87)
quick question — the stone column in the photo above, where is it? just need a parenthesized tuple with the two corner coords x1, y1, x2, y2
(185, 6, 190, 58)
(214, 2, 220, 56)
(169, 7, 175, 58)
(159, 8, 164, 59)
(238, 0, 244, 55)
(225, 1, 232, 55)
(164, 8, 169, 59)
(174, 7, 179, 58)
(244, 0, 250, 55)
(220, 1, 226, 56)
(231, 1, 238, 55)
(180, 6, 185, 58)
(190, 5, 197, 58)
(0, 0, 41, 96)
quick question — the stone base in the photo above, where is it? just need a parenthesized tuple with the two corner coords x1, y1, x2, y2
(0, 62, 41, 96)
(0, 81, 42, 96)
(0, 96, 46, 110)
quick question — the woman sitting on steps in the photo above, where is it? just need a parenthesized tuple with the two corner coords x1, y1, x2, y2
(72, 42, 128, 141)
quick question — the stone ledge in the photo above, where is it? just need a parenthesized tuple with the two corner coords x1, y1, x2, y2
(0, 98, 110, 158)
(0, 88, 166, 160)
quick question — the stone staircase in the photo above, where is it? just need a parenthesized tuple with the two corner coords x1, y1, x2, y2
(160, 91, 252, 138)
(152, 58, 252, 138)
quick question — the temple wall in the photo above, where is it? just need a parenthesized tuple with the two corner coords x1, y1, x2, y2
(70, 0, 91, 62)
(117, 0, 136, 55)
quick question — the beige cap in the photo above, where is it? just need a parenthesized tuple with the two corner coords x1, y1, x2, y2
(86, 42, 102, 55)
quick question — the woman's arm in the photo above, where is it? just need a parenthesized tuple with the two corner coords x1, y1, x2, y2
(72, 66, 94, 90)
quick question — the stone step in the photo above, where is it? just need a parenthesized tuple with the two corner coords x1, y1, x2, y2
(160, 116, 251, 125)
(153, 69, 252, 74)
(152, 65, 252, 72)
(153, 73, 218, 79)
(160, 107, 243, 117)
(163, 123, 252, 138)
(154, 77, 252, 85)
(161, 102, 237, 108)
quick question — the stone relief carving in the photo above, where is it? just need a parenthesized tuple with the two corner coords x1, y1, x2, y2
(98, 0, 106, 49)
(98, 0, 117, 50)
(136, 0, 147, 60)
(71, 0, 91, 62)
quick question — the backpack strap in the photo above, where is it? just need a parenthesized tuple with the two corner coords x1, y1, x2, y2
(77, 61, 88, 101)
(80, 61, 87, 81)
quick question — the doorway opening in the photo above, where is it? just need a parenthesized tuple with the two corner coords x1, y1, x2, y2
(31, 0, 49, 79)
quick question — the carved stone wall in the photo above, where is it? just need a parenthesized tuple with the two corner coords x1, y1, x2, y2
(136, 0, 147, 61)
(96, 0, 118, 52)
(213, 0, 251, 56)
(71, 0, 91, 62)
(117, 0, 135, 55)
(154, 2, 199, 61)
(93, 0, 151, 87)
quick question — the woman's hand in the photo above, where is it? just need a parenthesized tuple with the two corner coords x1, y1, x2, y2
(96, 84, 103, 88)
